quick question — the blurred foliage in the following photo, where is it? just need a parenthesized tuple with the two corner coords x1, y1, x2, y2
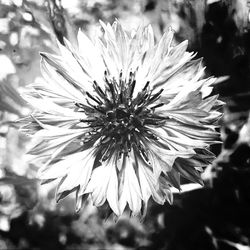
(0, 0, 250, 249)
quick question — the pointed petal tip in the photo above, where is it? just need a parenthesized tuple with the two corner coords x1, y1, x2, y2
(75, 195, 82, 213)
(168, 196, 174, 205)
(55, 38, 63, 48)
(99, 19, 107, 29)
(77, 27, 83, 35)
(56, 190, 69, 203)
(214, 75, 230, 84)
(99, 19, 105, 24)
(199, 180, 205, 187)
(39, 52, 48, 58)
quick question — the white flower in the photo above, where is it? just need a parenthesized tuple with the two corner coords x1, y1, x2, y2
(19, 20, 222, 217)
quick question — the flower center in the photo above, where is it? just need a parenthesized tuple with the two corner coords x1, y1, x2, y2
(105, 105, 142, 136)
(76, 71, 167, 161)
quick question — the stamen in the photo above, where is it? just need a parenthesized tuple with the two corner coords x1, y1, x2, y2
(129, 80, 136, 98)
(119, 70, 123, 85)
(86, 91, 102, 105)
(135, 106, 144, 114)
(137, 93, 148, 106)
(80, 118, 97, 123)
(105, 76, 116, 103)
(150, 103, 164, 109)
(144, 118, 163, 125)
(93, 80, 106, 98)
(148, 89, 164, 103)
(128, 71, 133, 85)
(142, 81, 150, 91)
(119, 91, 123, 104)
(75, 102, 85, 109)
(85, 98, 106, 114)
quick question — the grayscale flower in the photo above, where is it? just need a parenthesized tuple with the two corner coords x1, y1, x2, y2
(19, 20, 222, 217)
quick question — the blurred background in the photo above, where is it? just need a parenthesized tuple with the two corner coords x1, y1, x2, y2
(1, 0, 250, 249)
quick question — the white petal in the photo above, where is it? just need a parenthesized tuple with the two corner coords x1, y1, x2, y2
(56, 150, 95, 196)
(119, 154, 142, 215)
(40, 52, 93, 93)
(40, 58, 86, 102)
(85, 157, 120, 216)
(138, 157, 164, 205)
(77, 30, 105, 85)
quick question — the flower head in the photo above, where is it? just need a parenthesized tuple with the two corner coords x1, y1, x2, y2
(20, 20, 222, 217)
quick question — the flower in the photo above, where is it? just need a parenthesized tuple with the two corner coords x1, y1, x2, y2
(19, 20, 222, 217)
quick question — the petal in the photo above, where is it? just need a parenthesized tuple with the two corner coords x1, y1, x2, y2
(40, 58, 86, 102)
(77, 30, 105, 85)
(163, 120, 220, 143)
(147, 126, 209, 151)
(118, 153, 142, 215)
(40, 52, 93, 94)
(173, 157, 204, 185)
(56, 149, 95, 200)
(21, 88, 84, 118)
(84, 156, 120, 216)
(138, 156, 165, 205)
